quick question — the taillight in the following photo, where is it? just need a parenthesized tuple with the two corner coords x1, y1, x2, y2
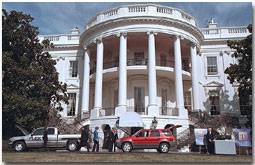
(9, 138, 12, 142)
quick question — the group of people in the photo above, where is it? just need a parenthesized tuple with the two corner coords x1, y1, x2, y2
(80, 126, 118, 152)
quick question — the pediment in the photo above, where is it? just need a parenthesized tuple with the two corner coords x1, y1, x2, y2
(203, 81, 223, 87)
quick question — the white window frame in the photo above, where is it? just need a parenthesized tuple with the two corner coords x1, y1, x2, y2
(206, 56, 218, 75)
(208, 90, 220, 115)
(67, 93, 77, 117)
(69, 61, 78, 78)
(204, 55, 219, 77)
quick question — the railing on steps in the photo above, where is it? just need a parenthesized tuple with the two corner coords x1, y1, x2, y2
(176, 127, 196, 150)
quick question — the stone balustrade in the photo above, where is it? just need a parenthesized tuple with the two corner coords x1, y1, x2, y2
(202, 26, 249, 39)
(84, 4, 199, 30)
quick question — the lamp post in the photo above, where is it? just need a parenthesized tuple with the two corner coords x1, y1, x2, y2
(115, 117, 120, 128)
(151, 116, 158, 129)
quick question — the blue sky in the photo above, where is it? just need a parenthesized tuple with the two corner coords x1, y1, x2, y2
(3, 2, 252, 35)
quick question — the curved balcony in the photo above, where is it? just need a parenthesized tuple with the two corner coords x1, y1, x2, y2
(90, 59, 191, 75)
(85, 4, 199, 30)
(100, 106, 178, 117)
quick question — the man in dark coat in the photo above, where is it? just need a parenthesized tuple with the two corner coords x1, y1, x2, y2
(206, 127, 215, 154)
(81, 127, 90, 152)
(108, 128, 115, 152)
(113, 128, 118, 152)
(42, 124, 48, 151)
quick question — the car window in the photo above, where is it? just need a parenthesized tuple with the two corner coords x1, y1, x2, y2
(136, 130, 148, 137)
(33, 128, 44, 135)
(162, 130, 172, 136)
(47, 128, 55, 135)
(150, 130, 161, 137)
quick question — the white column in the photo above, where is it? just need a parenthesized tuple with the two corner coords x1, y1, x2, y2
(91, 39, 104, 118)
(190, 44, 200, 111)
(115, 32, 127, 116)
(81, 48, 90, 118)
(147, 31, 159, 116)
(174, 36, 187, 118)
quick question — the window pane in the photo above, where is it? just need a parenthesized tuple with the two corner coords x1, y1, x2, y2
(33, 129, 44, 135)
(67, 93, 76, 116)
(70, 61, 78, 77)
(162, 130, 172, 136)
(135, 87, 145, 113)
(150, 130, 161, 137)
(47, 128, 55, 135)
(137, 131, 148, 137)
(209, 91, 220, 115)
(184, 91, 192, 111)
(207, 57, 218, 75)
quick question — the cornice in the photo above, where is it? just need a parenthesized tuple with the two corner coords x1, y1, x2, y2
(202, 37, 246, 45)
(80, 16, 203, 47)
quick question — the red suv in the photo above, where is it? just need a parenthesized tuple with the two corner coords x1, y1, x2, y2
(116, 129, 175, 153)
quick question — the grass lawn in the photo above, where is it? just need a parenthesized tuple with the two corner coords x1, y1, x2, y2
(2, 151, 252, 163)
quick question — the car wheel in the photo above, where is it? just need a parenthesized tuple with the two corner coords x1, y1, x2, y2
(122, 142, 132, 152)
(14, 141, 26, 152)
(159, 143, 169, 153)
(67, 141, 78, 152)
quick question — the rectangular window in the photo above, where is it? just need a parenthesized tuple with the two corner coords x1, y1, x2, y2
(160, 55, 166, 66)
(67, 93, 76, 116)
(47, 128, 55, 135)
(209, 91, 220, 115)
(134, 87, 145, 114)
(207, 57, 218, 75)
(162, 130, 172, 136)
(114, 89, 118, 107)
(134, 52, 145, 65)
(182, 58, 190, 72)
(184, 91, 192, 111)
(150, 130, 161, 137)
(161, 89, 167, 115)
(69, 61, 78, 77)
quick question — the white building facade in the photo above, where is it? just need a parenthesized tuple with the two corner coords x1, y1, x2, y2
(38, 4, 250, 147)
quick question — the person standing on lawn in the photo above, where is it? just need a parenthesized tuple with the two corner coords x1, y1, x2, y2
(113, 128, 118, 152)
(92, 126, 99, 152)
(42, 122, 48, 151)
(81, 127, 90, 152)
(108, 128, 115, 152)
(206, 127, 215, 154)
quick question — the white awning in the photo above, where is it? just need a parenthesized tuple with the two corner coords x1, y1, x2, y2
(119, 112, 143, 127)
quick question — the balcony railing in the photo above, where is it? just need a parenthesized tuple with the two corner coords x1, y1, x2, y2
(201, 26, 249, 39)
(98, 106, 180, 116)
(101, 107, 115, 116)
(159, 107, 179, 116)
(90, 58, 191, 75)
(85, 4, 198, 29)
(156, 59, 174, 68)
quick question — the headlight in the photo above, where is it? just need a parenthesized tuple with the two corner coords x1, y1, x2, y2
(9, 138, 12, 142)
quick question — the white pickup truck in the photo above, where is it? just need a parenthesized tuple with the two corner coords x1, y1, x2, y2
(8, 126, 83, 152)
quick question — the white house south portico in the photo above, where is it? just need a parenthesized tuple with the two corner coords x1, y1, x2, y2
(38, 4, 250, 151)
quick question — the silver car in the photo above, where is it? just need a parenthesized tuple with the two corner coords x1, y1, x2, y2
(8, 126, 82, 152)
